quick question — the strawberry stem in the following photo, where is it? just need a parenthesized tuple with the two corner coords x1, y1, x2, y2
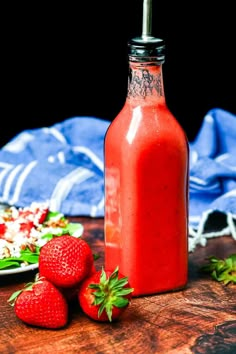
(88, 266, 134, 321)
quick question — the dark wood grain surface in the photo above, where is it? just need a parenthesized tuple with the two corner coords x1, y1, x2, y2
(0, 217, 236, 354)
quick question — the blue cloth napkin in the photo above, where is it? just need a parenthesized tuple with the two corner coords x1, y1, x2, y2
(0, 117, 110, 217)
(0, 109, 235, 251)
(188, 108, 236, 251)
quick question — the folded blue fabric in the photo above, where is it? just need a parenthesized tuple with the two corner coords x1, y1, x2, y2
(188, 108, 236, 251)
(0, 109, 235, 251)
(0, 117, 110, 217)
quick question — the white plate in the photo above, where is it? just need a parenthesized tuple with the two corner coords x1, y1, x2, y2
(0, 263, 38, 276)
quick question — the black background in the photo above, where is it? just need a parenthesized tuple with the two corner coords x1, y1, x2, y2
(2, 0, 236, 146)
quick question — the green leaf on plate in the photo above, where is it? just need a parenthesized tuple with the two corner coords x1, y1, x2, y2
(63, 223, 83, 236)
(0, 207, 84, 271)
(0, 260, 22, 270)
(45, 210, 65, 221)
(20, 247, 40, 264)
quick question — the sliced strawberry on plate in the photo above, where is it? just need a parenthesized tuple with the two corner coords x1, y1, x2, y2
(0, 223, 6, 238)
(18, 205, 49, 225)
(19, 221, 34, 237)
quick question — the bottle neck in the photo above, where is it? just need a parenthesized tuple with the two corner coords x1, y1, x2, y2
(127, 61, 165, 104)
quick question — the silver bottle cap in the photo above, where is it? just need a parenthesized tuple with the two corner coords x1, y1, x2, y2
(128, 37, 165, 63)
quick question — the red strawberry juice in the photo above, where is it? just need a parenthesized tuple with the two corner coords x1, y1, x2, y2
(104, 59, 189, 297)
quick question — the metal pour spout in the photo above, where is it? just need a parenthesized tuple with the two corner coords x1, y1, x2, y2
(128, 0, 165, 61)
(142, 0, 153, 40)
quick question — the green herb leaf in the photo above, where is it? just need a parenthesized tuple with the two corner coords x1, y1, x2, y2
(0, 260, 22, 270)
(20, 247, 40, 263)
(41, 232, 55, 241)
(64, 223, 83, 236)
(200, 253, 236, 285)
(45, 210, 64, 221)
(0, 247, 40, 270)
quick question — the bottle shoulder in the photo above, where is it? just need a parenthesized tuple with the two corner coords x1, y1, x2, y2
(105, 103, 188, 149)
(108, 102, 184, 133)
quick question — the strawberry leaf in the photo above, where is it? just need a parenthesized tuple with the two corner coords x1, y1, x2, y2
(7, 280, 35, 306)
(89, 266, 134, 322)
(93, 253, 100, 261)
(7, 290, 23, 306)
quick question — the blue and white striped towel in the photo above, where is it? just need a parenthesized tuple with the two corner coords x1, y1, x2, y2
(0, 117, 110, 217)
(189, 108, 236, 251)
(0, 109, 235, 251)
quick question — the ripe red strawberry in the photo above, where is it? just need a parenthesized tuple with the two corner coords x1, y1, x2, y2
(39, 235, 94, 288)
(78, 266, 134, 322)
(60, 263, 97, 302)
(8, 275, 68, 329)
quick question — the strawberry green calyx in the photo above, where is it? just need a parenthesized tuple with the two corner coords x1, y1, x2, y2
(200, 253, 236, 285)
(88, 266, 134, 322)
(8, 282, 34, 306)
(8, 273, 68, 329)
(8, 273, 43, 306)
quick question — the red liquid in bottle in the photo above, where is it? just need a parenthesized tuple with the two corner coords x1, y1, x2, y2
(104, 39, 189, 296)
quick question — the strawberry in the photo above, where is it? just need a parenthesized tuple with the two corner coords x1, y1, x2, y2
(60, 263, 97, 302)
(8, 275, 68, 329)
(78, 266, 134, 322)
(39, 235, 94, 288)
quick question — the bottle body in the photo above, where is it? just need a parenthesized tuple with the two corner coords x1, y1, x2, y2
(104, 61, 189, 297)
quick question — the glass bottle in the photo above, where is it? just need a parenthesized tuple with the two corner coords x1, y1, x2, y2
(104, 20, 189, 296)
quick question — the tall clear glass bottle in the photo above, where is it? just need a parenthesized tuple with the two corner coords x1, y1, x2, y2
(104, 7, 189, 297)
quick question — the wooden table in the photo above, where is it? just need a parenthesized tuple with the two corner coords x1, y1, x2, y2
(0, 217, 235, 354)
